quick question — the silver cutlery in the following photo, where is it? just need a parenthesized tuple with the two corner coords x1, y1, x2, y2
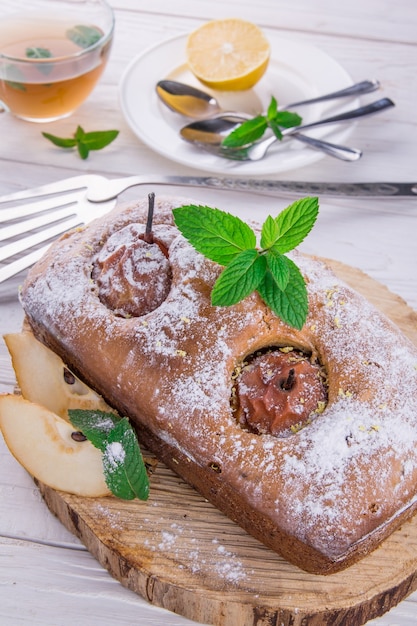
(1, 174, 416, 285)
(180, 98, 395, 161)
(157, 79, 381, 160)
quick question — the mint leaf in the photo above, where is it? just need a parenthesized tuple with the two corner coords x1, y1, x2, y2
(258, 257, 308, 329)
(265, 251, 290, 291)
(274, 110, 303, 128)
(268, 119, 283, 140)
(75, 125, 85, 141)
(173, 199, 318, 330)
(5, 63, 26, 86)
(173, 205, 256, 265)
(80, 130, 120, 150)
(42, 132, 77, 148)
(221, 96, 302, 148)
(67, 25, 102, 49)
(221, 115, 267, 148)
(260, 214, 280, 249)
(68, 409, 120, 451)
(68, 409, 149, 501)
(77, 142, 90, 159)
(103, 418, 149, 501)
(272, 197, 319, 253)
(42, 126, 119, 159)
(5, 80, 26, 92)
(267, 96, 278, 120)
(211, 249, 266, 306)
(26, 47, 54, 76)
(26, 47, 52, 59)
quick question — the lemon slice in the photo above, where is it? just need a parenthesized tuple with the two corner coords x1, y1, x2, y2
(186, 18, 270, 91)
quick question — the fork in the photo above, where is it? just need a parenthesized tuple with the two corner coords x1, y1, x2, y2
(1, 174, 417, 285)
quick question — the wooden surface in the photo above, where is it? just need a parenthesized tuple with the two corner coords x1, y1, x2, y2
(1, 0, 417, 625)
(30, 262, 417, 626)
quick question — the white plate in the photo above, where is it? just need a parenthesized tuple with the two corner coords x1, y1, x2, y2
(119, 32, 359, 175)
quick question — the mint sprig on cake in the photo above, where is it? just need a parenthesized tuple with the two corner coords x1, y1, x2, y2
(173, 197, 319, 329)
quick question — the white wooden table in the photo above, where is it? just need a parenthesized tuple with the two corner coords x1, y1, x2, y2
(1, 0, 417, 624)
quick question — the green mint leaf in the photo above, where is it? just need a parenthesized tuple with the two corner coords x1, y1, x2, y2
(80, 130, 120, 150)
(272, 110, 302, 128)
(5, 80, 26, 92)
(75, 125, 85, 141)
(42, 132, 77, 148)
(266, 96, 278, 120)
(26, 47, 52, 59)
(173, 200, 318, 330)
(221, 96, 302, 147)
(77, 142, 90, 160)
(103, 418, 149, 501)
(257, 257, 308, 329)
(268, 110, 302, 140)
(42, 127, 119, 159)
(173, 205, 256, 265)
(26, 47, 54, 76)
(68, 409, 120, 451)
(265, 251, 290, 291)
(268, 119, 283, 140)
(66, 24, 102, 49)
(4, 64, 26, 90)
(272, 197, 319, 254)
(260, 214, 280, 249)
(221, 115, 267, 148)
(211, 249, 266, 306)
(68, 409, 150, 501)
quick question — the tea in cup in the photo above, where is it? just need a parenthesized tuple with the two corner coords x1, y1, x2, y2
(0, 0, 114, 122)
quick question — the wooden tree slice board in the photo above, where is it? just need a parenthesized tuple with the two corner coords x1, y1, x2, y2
(37, 261, 417, 626)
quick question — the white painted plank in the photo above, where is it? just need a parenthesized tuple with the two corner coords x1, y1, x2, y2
(109, 0, 417, 44)
(0, 538, 197, 626)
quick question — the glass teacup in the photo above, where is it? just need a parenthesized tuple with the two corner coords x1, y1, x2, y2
(0, 0, 114, 122)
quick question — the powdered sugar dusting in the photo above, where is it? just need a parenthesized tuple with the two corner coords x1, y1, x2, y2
(142, 522, 246, 584)
(104, 441, 126, 469)
(20, 197, 417, 564)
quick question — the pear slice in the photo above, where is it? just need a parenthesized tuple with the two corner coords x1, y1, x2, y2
(0, 394, 111, 497)
(4, 330, 115, 422)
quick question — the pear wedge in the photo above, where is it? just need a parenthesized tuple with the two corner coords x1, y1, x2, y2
(4, 330, 115, 421)
(0, 394, 111, 497)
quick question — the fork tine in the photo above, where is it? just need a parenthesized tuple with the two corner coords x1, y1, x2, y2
(0, 174, 102, 205)
(0, 205, 80, 242)
(0, 190, 83, 222)
(0, 215, 82, 263)
(0, 245, 50, 284)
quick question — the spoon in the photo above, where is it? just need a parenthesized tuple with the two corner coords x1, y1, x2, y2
(156, 78, 380, 119)
(181, 98, 394, 162)
(157, 79, 380, 161)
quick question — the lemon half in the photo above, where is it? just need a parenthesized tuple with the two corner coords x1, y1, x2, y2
(186, 18, 271, 91)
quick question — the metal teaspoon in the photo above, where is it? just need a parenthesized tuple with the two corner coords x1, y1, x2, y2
(156, 78, 380, 119)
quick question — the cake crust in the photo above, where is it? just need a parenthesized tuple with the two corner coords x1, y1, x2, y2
(20, 196, 417, 574)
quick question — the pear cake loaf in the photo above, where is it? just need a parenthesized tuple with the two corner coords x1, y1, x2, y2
(20, 195, 417, 575)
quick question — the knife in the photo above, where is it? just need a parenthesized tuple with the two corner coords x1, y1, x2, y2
(85, 176, 417, 201)
(151, 177, 417, 198)
(0, 176, 416, 206)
